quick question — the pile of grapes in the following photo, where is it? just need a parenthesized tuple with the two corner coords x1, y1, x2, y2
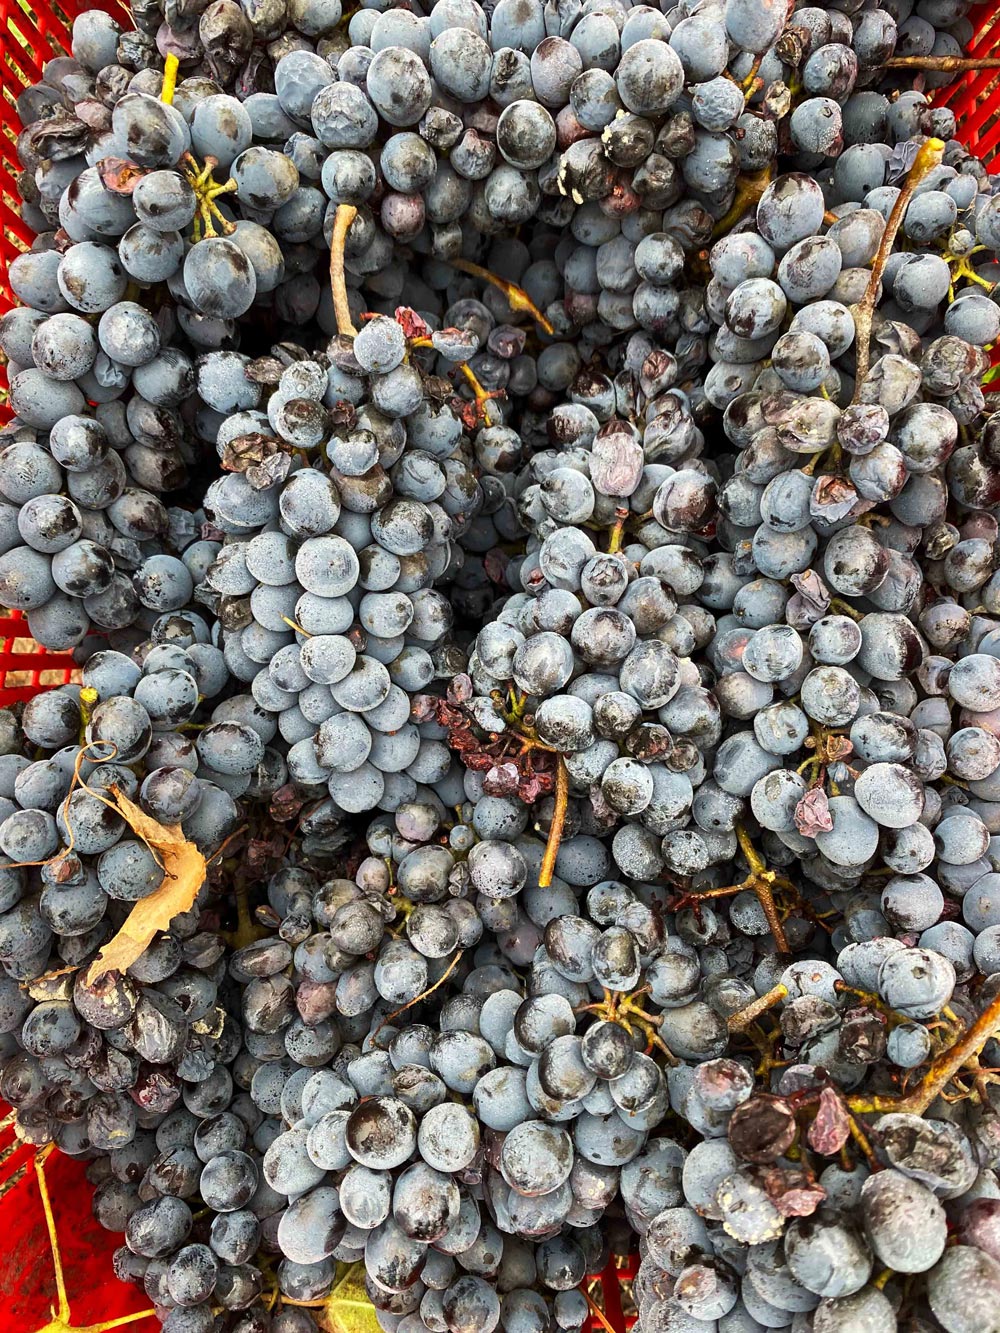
(7, 0, 1000, 1328)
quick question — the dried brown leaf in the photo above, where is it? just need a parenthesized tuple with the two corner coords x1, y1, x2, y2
(247, 451, 292, 491)
(764, 1169, 826, 1218)
(97, 156, 147, 194)
(794, 786, 834, 838)
(395, 307, 431, 339)
(270, 785, 305, 823)
(806, 1086, 851, 1156)
(85, 787, 207, 985)
(221, 432, 284, 475)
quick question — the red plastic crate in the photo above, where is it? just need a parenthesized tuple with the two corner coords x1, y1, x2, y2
(1, 17, 154, 1330)
(933, 8, 1000, 165)
(0, 608, 76, 704)
(583, 1257, 638, 1333)
(0, 1110, 157, 1332)
(0, 0, 128, 707)
(0, 0, 129, 316)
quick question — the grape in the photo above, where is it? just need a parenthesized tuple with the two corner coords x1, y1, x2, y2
(9, 372, 86, 430)
(928, 1247, 1000, 1333)
(500, 1120, 573, 1196)
(860, 1170, 946, 1273)
(31, 313, 97, 381)
(184, 240, 257, 319)
(364, 47, 432, 128)
(57, 243, 128, 313)
(496, 102, 557, 172)
(811, 1287, 896, 1333)
(9, 250, 67, 314)
(125, 1197, 194, 1259)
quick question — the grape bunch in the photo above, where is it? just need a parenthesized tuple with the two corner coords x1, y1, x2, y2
(190, 306, 497, 822)
(0, 409, 204, 650)
(0, 651, 244, 1155)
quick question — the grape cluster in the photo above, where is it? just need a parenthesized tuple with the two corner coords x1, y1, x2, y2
(0, 653, 243, 1152)
(0, 409, 203, 649)
(193, 312, 489, 820)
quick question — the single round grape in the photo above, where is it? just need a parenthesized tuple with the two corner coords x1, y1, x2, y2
(183, 239, 256, 318)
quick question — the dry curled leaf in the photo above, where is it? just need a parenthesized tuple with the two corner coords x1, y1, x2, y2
(85, 786, 207, 985)
(328, 400, 357, 431)
(807, 1086, 851, 1155)
(270, 784, 305, 823)
(395, 306, 431, 340)
(97, 156, 148, 193)
(247, 451, 293, 491)
(221, 432, 285, 474)
(794, 786, 834, 838)
(762, 1167, 826, 1218)
(316, 1260, 385, 1333)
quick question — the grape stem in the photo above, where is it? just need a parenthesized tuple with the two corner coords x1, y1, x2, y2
(372, 949, 464, 1039)
(181, 154, 237, 241)
(581, 1288, 619, 1333)
(77, 685, 98, 745)
(728, 982, 789, 1033)
(538, 756, 569, 889)
(8, 742, 116, 873)
(946, 251, 997, 301)
(886, 54, 1000, 70)
(576, 986, 677, 1065)
(32, 1144, 158, 1333)
(330, 204, 359, 338)
(847, 1111, 879, 1169)
(678, 824, 793, 955)
(159, 52, 179, 105)
(606, 509, 629, 553)
(712, 166, 774, 240)
(222, 880, 270, 951)
(828, 597, 864, 622)
(849, 988, 1000, 1115)
(455, 361, 504, 423)
(851, 137, 945, 401)
(735, 54, 763, 92)
(280, 614, 312, 638)
(450, 257, 555, 334)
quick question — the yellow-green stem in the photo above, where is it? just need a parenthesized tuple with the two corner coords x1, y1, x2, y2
(450, 258, 555, 334)
(160, 52, 179, 105)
